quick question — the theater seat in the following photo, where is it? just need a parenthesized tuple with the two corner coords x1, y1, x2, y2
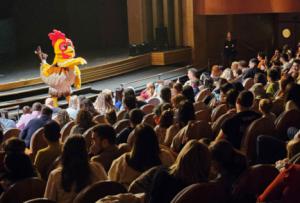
(3, 128, 20, 142)
(93, 115, 107, 124)
(171, 182, 228, 203)
(117, 110, 127, 121)
(113, 119, 130, 134)
(195, 109, 211, 122)
(232, 164, 279, 203)
(142, 113, 156, 128)
(30, 128, 47, 161)
(73, 181, 127, 203)
(0, 178, 46, 203)
(195, 88, 211, 102)
(211, 104, 227, 122)
(60, 121, 75, 143)
(24, 198, 55, 203)
(141, 104, 155, 115)
(275, 109, 300, 140)
(243, 78, 254, 90)
(241, 117, 276, 164)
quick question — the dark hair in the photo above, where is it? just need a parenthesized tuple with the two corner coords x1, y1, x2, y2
(3, 138, 26, 153)
(160, 87, 172, 103)
(177, 101, 195, 126)
(280, 53, 289, 62)
(81, 98, 98, 116)
(160, 110, 174, 128)
(173, 83, 183, 93)
(41, 107, 53, 117)
(210, 140, 247, 178)
(4, 153, 36, 182)
(237, 90, 254, 108)
(105, 109, 117, 125)
(294, 59, 300, 66)
(285, 83, 300, 109)
(220, 83, 234, 95)
(249, 58, 259, 66)
(254, 73, 267, 86)
(32, 102, 42, 111)
(232, 82, 244, 92)
(93, 124, 116, 145)
(129, 108, 144, 126)
(44, 121, 61, 142)
(258, 52, 266, 59)
(239, 60, 248, 68)
(267, 68, 280, 82)
(115, 87, 123, 102)
(75, 110, 94, 132)
(226, 89, 239, 109)
(124, 88, 135, 97)
(127, 124, 161, 172)
(61, 135, 91, 192)
(182, 85, 195, 103)
(123, 95, 137, 110)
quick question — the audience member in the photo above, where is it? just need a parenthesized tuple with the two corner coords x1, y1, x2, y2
(54, 109, 70, 128)
(109, 124, 174, 188)
(34, 121, 62, 180)
(44, 135, 107, 203)
(70, 110, 95, 135)
(16, 106, 31, 130)
(94, 92, 115, 115)
(66, 95, 79, 120)
(20, 107, 53, 147)
(90, 124, 122, 172)
(149, 140, 211, 203)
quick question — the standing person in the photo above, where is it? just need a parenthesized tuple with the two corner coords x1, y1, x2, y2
(223, 32, 237, 68)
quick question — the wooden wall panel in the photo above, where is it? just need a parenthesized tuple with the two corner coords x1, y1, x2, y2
(195, 0, 300, 15)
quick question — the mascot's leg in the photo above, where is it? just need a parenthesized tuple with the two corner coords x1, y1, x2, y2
(52, 97, 59, 107)
(66, 95, 71, 104)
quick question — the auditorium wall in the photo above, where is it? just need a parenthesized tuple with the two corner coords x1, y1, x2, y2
(3, 0, 128, 56)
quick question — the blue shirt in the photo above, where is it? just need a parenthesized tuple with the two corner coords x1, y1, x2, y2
(20, 115, 52, 148)
(0, 118, 16, 132)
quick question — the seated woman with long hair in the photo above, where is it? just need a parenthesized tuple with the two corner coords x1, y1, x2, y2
(44, 135, 107, 203)
(70, 110, 95, 135)
(94, 91, 115, 115)
(149, 140, 211, 203)
(108, 124, 174, 189)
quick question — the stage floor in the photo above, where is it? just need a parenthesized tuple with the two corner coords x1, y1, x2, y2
(0, 48, 129, 84)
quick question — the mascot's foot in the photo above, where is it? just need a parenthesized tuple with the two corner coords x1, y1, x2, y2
(52, 97, 59, 107)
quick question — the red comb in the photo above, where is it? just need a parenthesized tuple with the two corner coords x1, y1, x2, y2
(48, 29, 66, 46)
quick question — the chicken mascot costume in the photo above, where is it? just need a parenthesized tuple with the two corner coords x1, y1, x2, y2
(35, 29, 87, 107)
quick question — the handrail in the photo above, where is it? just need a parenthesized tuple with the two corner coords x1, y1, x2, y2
(120, 65, 193, 88)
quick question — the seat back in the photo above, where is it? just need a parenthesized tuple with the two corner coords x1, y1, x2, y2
(3, 128, 20, 142)
(147, 97, 160, 106)
(113, 119, 130, 134)
(275, 109, 300, 140)
(93, 115, 107, 124)
(24, 198, 56, 203)
(232, 164, 279, 203)
(171, 182, 228, 203)
(211, 104, 227, 122)
(243, 78, 254, 90)
(73, 181, 127, 203)
(195, 109, 211, 122)
(30, 128, 47, 160)
(212, 111, 236, 138)
(193, 101, 207, 112)
(82, 126, 96, 150)
(117, 110, 127, 121)
(0, 178, 46, 203)
(142, 113, 156, 128)
(141, 104, 155, 115)
(60, 121, 75, 143)
(195, 88, 211, 102)
(241, 117, 276, 163)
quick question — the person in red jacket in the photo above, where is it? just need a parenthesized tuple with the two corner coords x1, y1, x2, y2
(257, 164, 300, 203)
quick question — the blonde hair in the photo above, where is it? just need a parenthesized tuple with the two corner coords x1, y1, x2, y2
(169, 140, 211, 184)
(287, 138, 300, 159)
(94, 92, 115, 115)
(259, 98, 273, 114)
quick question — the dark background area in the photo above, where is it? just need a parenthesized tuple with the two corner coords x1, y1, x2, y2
(0, 0, 129, 62)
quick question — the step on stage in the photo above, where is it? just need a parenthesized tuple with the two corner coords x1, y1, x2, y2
(0, 48, 191, 92)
